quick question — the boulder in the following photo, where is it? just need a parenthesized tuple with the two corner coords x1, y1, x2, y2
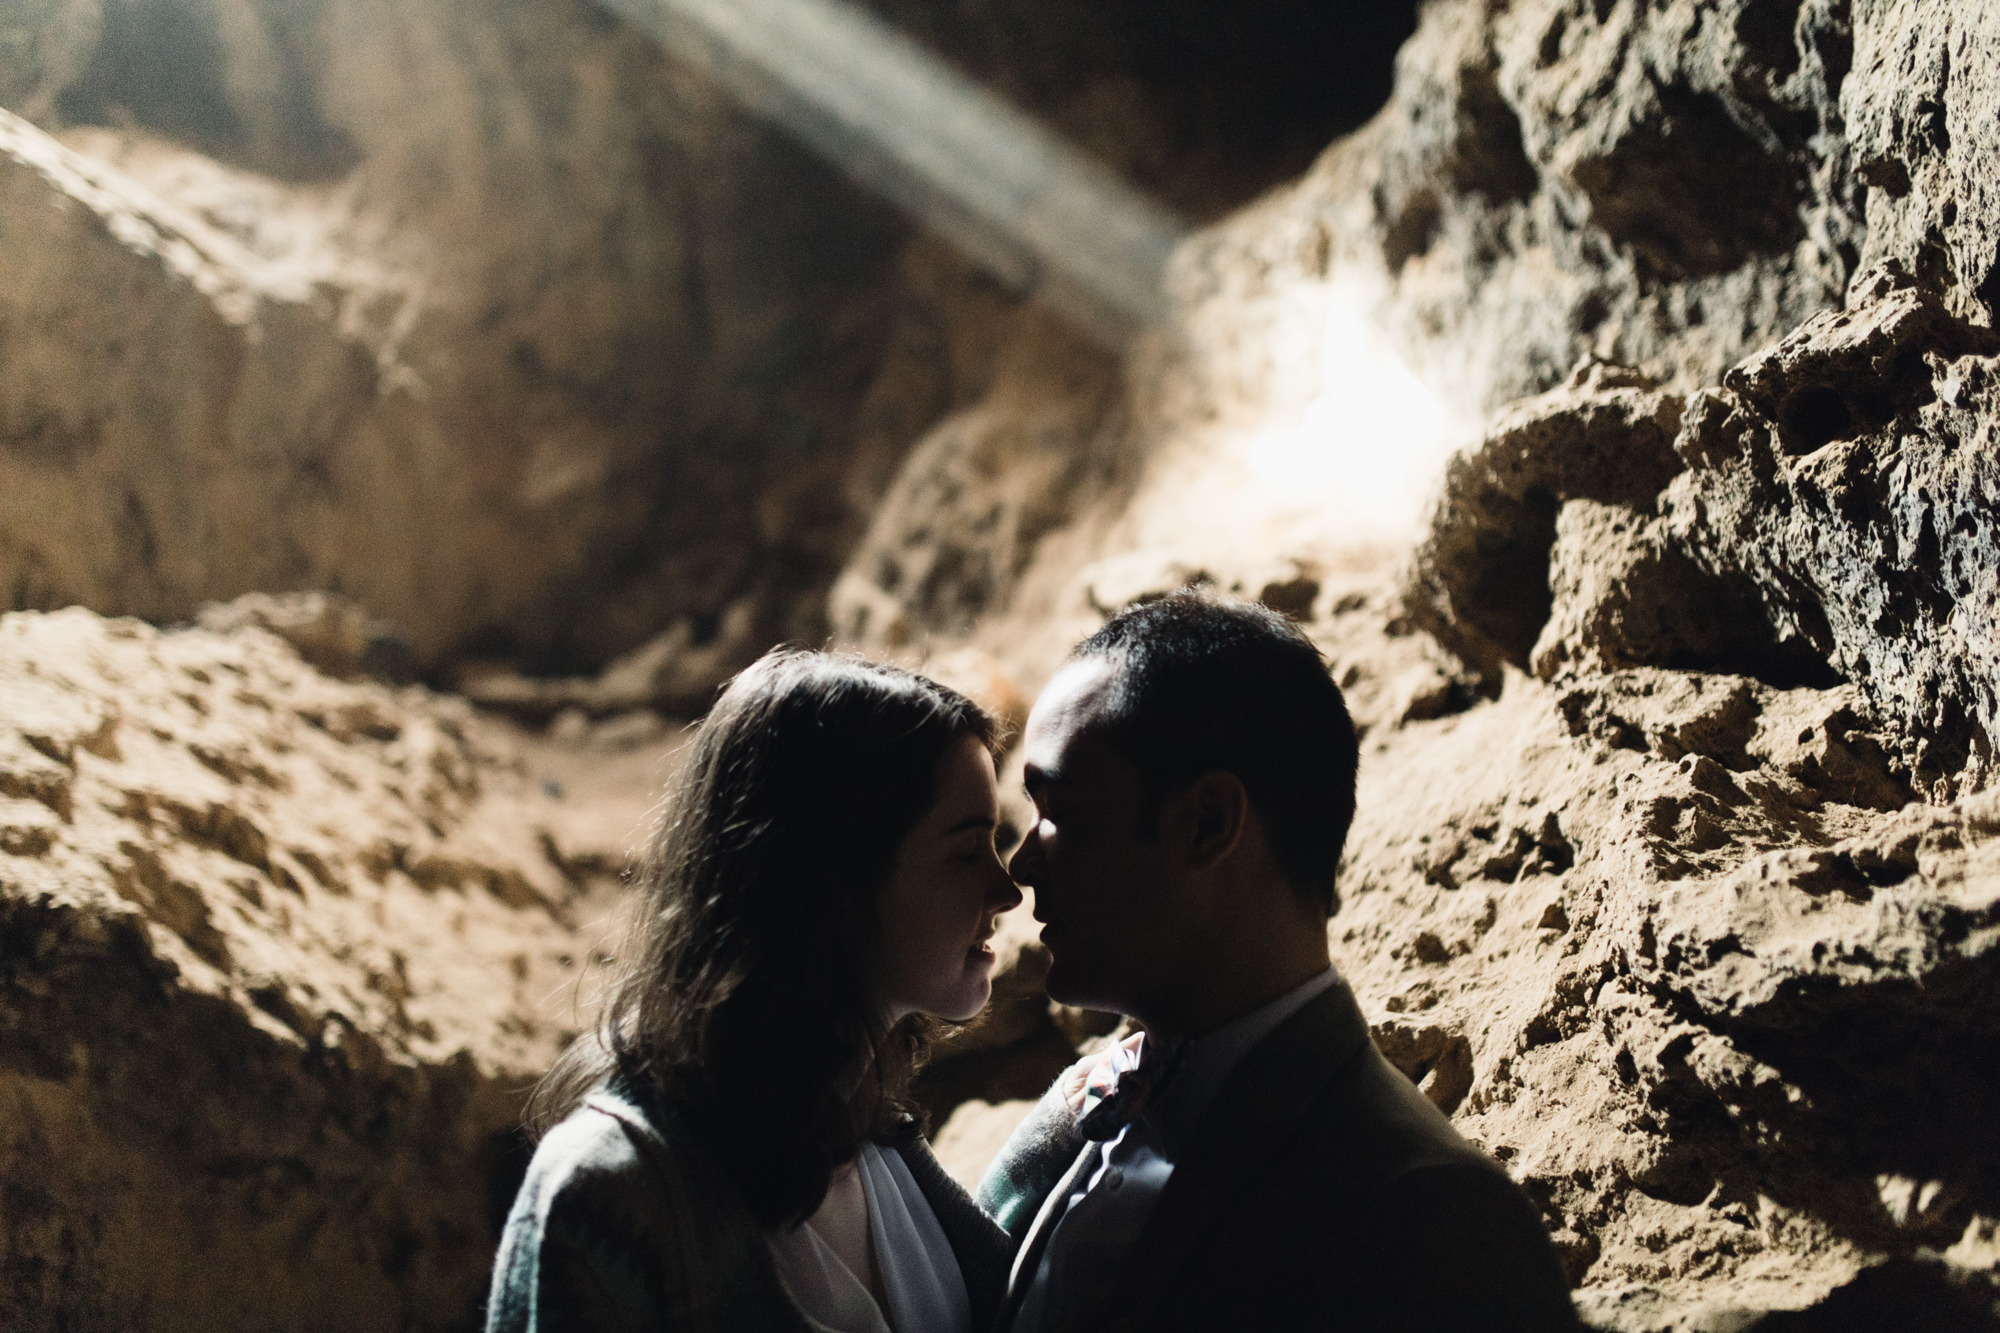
(0, 4, 925, 672)
(1665, 278, 2000, 795)
(0, 607, 621, 1330)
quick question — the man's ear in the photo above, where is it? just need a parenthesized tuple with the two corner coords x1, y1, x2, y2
(1179, 770, 1249, 872)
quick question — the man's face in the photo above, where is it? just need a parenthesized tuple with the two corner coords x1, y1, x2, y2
(1008, 658, 1183, 1014)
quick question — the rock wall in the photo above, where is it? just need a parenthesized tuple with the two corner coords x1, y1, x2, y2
(0, 0, 938, 671)
(1380, 285, 2000, 1323)
(0, 5, 1428, 1326)
(0, 608, 626, 1329)
(0, 0, 1406, 677)
(873, 0, 2000, 1327)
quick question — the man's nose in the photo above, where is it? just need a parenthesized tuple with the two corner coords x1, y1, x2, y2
(1007, 823, 1044, 888)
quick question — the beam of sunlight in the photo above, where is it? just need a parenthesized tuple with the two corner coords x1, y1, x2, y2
(1234, 274, 1466, 548)
(597, 0, 1188, 346)
(1078, 268, 1469, 600)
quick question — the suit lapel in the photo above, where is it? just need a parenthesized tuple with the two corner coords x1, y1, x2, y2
(1086, 981, 1374, 1333)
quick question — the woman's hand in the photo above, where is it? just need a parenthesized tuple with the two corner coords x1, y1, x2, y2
(1059, 1033, 1142, 1121)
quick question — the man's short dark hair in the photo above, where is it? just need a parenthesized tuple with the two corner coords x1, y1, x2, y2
(1073, 591, 1359, 914)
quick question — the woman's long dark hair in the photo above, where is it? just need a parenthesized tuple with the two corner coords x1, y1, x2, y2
(527, 648, 1000, 1228)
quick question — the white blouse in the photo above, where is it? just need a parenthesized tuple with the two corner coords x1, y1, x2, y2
(766, 1142, 972, 1333)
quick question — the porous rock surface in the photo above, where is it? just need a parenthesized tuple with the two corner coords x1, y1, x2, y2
(841, 0, 1999, 664)
(897, 1, 2000, 1327)
(1666, 278, 2000, 795)
(0, 608, 623, 1330)
(1383, 281, 2000, 1317)
(1333, 657, 2000, 1328)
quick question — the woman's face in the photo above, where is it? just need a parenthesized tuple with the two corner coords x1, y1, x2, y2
(877, 734, 1024, 1023)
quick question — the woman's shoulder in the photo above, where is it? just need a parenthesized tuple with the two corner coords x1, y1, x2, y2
(514, 1083, 719, 1223)
(499, 1083, 763, 1279)
(491, 1086, 805, 1333)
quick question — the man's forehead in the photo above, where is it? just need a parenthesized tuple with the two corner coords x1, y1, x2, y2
(1022, 658, 1137, 795)
(1025, 658, 1121, 746)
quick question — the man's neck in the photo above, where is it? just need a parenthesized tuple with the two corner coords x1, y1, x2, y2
(1140, 942, 1332, 1040)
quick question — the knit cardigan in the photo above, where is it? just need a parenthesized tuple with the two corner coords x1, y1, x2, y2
(487, 1082, 1011, 1333)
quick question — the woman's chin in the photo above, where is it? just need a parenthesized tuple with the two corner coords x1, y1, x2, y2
(939, 974, 993, 1024)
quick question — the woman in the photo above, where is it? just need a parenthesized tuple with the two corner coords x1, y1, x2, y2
(488, 649, 1024, 1333)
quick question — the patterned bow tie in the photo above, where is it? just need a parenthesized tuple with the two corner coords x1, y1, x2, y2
(1076, 1032, 1183, 1141)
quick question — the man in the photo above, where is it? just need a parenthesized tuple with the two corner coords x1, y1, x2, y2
(977, 592, 1578, 1332)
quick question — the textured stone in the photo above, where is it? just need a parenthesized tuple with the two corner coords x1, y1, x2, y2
(1403, 361, 1687, 680)
(1845, 1, 2000, 324)
(828, 310, 1125, 652)
(1331, 665, 1996, 1325)
(881, 1, 2000, 1326)
(0, 34, 922, 671)
(0, 0, 1419, 677)
(1664, 278, 2000, 795)
(1409, 275, 2000, 796)
(7, 0, 2000, 1328)
(0, 608, 620, 1330)
(1216, 0, 1868, 415)
(458, 599, 765, 722)
(1528, 501, 1720, 683)
(195, 590, 416, 684)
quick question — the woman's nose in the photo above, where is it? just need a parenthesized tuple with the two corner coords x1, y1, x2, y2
(988, 861, 1024, 911)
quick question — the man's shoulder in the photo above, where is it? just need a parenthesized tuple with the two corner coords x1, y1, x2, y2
(1297, 1038, 1491, 1180)
(1229, 981, 1484, 1179)
(1200, 984, 1538, 1242)
(1194, 1011, 1579, 1328)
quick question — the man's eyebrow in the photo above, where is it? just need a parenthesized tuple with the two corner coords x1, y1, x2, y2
(944, 814, 997, 835)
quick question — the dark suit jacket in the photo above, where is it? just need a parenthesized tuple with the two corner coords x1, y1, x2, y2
(976, 979, 1580, 1332)
(488, 1080, 1011, 1333)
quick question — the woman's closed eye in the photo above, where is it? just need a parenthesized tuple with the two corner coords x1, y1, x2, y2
(944, 820, 997, 862)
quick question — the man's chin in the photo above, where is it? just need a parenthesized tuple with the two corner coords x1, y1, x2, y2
(1042, 955, 1119, 1014)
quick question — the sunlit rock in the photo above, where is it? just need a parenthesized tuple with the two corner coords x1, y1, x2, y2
(0, 3, 921, 672)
